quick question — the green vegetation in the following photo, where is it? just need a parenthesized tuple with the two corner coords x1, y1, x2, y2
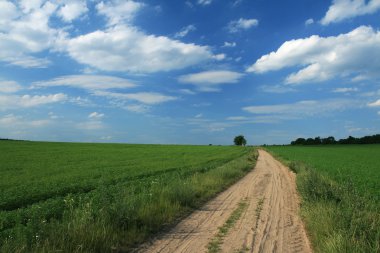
(233, 135, 247, 146)
(207, 199, 249, 253)
(266, 145, 380, 253)
(0, 141, 257, 252)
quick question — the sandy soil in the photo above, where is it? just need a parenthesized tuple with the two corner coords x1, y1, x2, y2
(137, 150, 312, 253)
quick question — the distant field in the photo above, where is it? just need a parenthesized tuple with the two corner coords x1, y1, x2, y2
(266, 145, 380, 197)
(0, 141, 256, 252)
(266, 145, 380, 253)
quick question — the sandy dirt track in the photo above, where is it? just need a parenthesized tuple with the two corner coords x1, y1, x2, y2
(137, 150, 312, 253)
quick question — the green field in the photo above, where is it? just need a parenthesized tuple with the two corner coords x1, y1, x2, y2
(266, 145, 380, 253)
(0, 141, 256, 252)
(266, 145, 380, 197)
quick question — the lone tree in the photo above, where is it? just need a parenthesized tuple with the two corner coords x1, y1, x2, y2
(234, 135, 247, 146)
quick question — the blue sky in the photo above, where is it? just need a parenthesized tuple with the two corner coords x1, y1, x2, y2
(0, 0, 380, 145)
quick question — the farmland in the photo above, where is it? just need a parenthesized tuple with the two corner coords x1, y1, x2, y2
(0, 141, 256, 252)
(266, 145, 380, 253)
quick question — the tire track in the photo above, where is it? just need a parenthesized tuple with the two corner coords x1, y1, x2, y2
(137, 150, 312, 253)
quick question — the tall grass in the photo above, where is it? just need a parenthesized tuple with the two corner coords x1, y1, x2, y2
(266, 147, 380, 253)
(0, 142, 257, 252)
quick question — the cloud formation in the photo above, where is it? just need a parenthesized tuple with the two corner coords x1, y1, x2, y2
(94, 91, 178, 105)
(0, 93, 67, 110)
(64, 25, 213, 73)
(34, 75, 137, 90)
(175, 25, 197, 38)
(0, 81, 22, 93)
(96, 0, 144, 26)
(243, 99, 359, 119)
(321, 0, 380, 25)
(247, 26, 380, 84)
(178, 70, 244, 92)
(228, 18, 258, 33)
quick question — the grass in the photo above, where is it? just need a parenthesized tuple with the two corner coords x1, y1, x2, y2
(266, 145, 380, 253)
(207, 199, 249, 253)
(0, 141, 257, 252)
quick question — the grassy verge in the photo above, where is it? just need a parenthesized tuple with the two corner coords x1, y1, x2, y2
(207, 199, 249, 253)
(1, 148, 258, 252)
(266, 149, 380, 253)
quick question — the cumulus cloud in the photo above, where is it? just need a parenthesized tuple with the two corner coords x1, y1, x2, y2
(178, 70, 244, 92)
(96, 0, 144, 26)
(175, 25, 197, 38)
(33, 75, 137, 91)
(0, 0, 58, 67)
(63, 25, 213, 73)
(0, 93, 67, 110)
(321, 0, 380, 25)
(247, 26, 380, 84)
(368, 99, 380, 107)
(58, 0, 88, 22)
(0, 81, 22, 93)
(228, 18, 258, 33)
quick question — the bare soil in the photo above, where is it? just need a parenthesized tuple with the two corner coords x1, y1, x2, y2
(137, 150, 312, 253)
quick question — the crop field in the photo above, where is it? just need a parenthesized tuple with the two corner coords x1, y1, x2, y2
(266, 145, 380, 253)
(0, 141, 256, 252)
(266, 145, 380, 197)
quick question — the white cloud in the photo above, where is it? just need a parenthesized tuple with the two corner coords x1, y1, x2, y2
(305, 18, 314, 25)
(89, 112, 105, 119)
(378, 111, 380, 115)
(0, 0, 58, 67)
(178, 89, 196, 95)
(58, 0, 88, 22)
(333, 87, 359, 93)
(124, 104, 150, 113)
(0, 81, 22, 93)
(197, 0, 213, 6)
(259, 84, 296, 93)
(0, 1, 19, 27)
(175, 25, 196, 38)
(178, 70, 244, 92)
(368, 99, 380, 107)
(243, 99, 359, 119)
(247, 26, 380, 84)
(195, 113, 203, 118)
(213, 54, 226, 61)
(0, 114, 51, 128)
(226, 116, 249, 121)
(94, 91, 178, 105)
(223, 42, 237, 48)
(33, 75, 137, 91)
(0, 93, 67, 110)
(77, 121, 104, 130)
(64, 25, 213, 72)
(96, 0, 144, 26)
(228, 18, 258, 33)
(321, 0, 380, 25)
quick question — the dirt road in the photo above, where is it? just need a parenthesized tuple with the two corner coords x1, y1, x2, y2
(138, 150, 312, 253)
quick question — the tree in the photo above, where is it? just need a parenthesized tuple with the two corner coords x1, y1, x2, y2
(234, 135, 247, 146)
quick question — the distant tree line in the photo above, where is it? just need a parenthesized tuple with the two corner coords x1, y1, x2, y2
(290, 134, 380, 145)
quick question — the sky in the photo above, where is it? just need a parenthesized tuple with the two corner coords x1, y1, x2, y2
(0, 0, 380, 145)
